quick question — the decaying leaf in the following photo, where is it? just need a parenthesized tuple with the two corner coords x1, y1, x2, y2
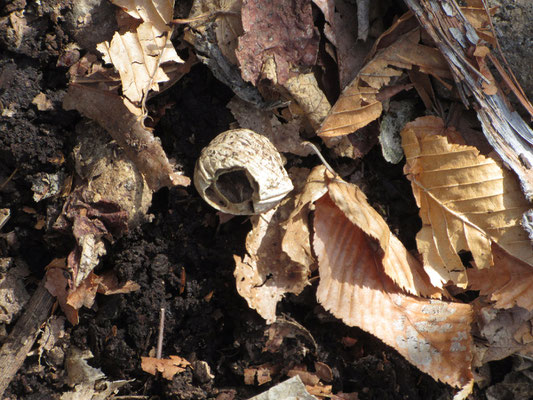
(244, 363, 279, 386)
(235, 0, 319, 86)
(313, 183, 473, 389)
(141, 355, 191, 380)
(187, 0, 243, 66)
(227, 97, 312, 156)
(318, 28, 451, 137)
(96, 0, 183, 104)
(401, 116, 533, 288)
(283, 72, 331, 131)
(234, 205, 310, 323)
(473, 301, 533, 366)
(63, 85, 190, 191)
(312, 0, 373, 88)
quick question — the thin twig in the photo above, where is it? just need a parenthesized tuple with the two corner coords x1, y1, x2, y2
(301, 141, 338, 176)
(156, 306, 165, 359)
(0, 168, 17, 191)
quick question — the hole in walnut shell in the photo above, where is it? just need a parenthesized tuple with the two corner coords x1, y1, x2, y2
(216, 169, 254, 204)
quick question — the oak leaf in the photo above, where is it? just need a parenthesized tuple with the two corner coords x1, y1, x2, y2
(401, 116, 533, 288)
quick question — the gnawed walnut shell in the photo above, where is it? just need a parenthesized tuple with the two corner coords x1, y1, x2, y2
(194, 129, 294, 215)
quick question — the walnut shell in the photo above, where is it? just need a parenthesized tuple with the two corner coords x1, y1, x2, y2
(194, 129, 294, 215)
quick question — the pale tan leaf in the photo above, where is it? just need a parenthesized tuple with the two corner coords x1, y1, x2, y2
(314, 193, 473, 389)
(401, 116, 533, 288)
(318, 29, 451, 137)
(283, 73, 331, 131)
(96, 0, 183, 103)
(141, 355, 191, 380)
(281, 167, 329, 270)
(321, 166, 440, 297)
(111, 0, 173, 32)
(234, 205, 310, 324)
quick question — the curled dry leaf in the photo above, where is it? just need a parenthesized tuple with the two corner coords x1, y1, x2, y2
(401, 116, 533, 288)
(236, 0, 319, 86)
(317, 28, 451, 138)
(234, 169, 317, 323)
(313, 187, 473, 389)
(282, 72, 331, 131)
(234, 206, 310, 323)
(96, 0, 183, 104)
(141, 355, 191, 380)
(325, 168, 441, 297)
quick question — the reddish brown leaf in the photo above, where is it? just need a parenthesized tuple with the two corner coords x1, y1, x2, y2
(236, 0, 319, 85)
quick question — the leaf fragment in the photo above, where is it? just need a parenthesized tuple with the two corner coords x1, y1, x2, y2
(96, 0, 183, 103)
(141, 355, 191, 380)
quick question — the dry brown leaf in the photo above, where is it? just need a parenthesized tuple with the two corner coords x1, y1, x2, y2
(314, 192, 473, 389)
(234, 205, 310, 323)
(401, 116, 533, 288)
(63, 85, 190, 191)
(227, 97, 312, 156)
(234, 169, 321, 323)
(96, 0, 183, 103)
(468, 243, 533, 311)
(283, 72, 332, 131)
(141, 355, 191, 380)
(319, 167, 441, 297)
(312, 0, 374, 88)
(317, 28, 451, 137)
(235, 0, 319, 86)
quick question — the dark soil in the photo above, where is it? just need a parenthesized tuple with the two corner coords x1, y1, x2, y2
(0, 1, 511, 399)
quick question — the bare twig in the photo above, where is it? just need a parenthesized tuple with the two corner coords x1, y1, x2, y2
(156, 306, 165, 359)
(0, 280, 54, 396)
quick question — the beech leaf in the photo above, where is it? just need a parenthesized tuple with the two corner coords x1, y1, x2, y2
(314, 191, 473, 389)
(401, 116, 533, 288)
(317, 28, 451, 137)
(324, 168, 441, 297)
(96, 0, 183, 103)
